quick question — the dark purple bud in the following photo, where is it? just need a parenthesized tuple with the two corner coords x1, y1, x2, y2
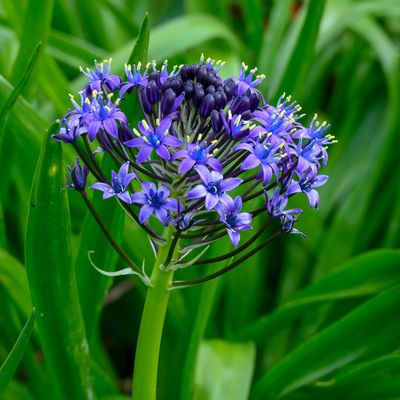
(68, 158, 88, 191)
(206, 85, 216, 94)
(161, 88, 176, 115)
(189, 64, 199, 78)
(248, 92, 261, 112)
(213, 90, 227, 109)
(146, 80, 161, 104)
(196, 64, 208, 84)
(200, 93, 215, 118)
(118, 124, 134, 142)
(193, 83, 205, 107)
(211, 110, 222, 132)
(180, 65, 190, 81)
(141, 90, 153, 114)
(223, 78, 237, 101)
(184, 80, 194, 99)
(231, 95, 250, 114)
(241, 110, 252, 120)
(148, 71, 160, 85)
(168, 77, 184, 94)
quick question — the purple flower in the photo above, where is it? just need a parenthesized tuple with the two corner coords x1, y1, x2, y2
(216, 196, 252, 247)
(90, 161, 135, 203)
(85, 95, 127, 141)
(232, 63, 266, 96)
(267, 189, 302, 228)
(131, 182, 180, 226)
(124, 118, 182, 163)
(120, 63, 149, 96)
(172, 139, 222, 173)
(52, 121, 86, 143)
(65, 93, 92, 127)
(67, 158, 88, 191)
(220, 110, 253, 140)
(235, 138, 281, 185)
(287, 169, 328, 208)
(80, 59, 122, 95)
(186, 165, 242, 210)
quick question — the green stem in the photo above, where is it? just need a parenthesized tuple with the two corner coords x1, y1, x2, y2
(131, 237, 175, 400)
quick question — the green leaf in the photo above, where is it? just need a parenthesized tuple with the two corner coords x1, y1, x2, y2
(282, 354, 400, 400)
(236, 250, 400, 343)
(10, 0, 54, 87)
(270, 0, 326, 99)
(25, 125, 93, 400)
(127, 13, 150, 66)
(0, 42, 41, 141)
(194, 340, 256, 400)
(0, 309, 35, 395)
(0, 248, 32, 319)
(252, 284, 400, 399)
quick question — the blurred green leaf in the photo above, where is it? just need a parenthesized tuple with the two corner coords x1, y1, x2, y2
(270, 0, 326, 99)
(0, 42, 41, 142)
(194, 339, 255, 400)
(25, 124, 93, 400)
(252, 284, 400, 399)
(236, 250, 400, 343)
(0, 309, 35, 395)
(128, 13, 150, 66)
(10, 0, 54, 88)
(282, 354, 400, 400)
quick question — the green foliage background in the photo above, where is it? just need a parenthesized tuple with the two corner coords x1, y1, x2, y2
(0, 0, 400, 399)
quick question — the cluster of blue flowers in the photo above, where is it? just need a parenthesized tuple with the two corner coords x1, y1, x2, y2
(54, 56, 335, 251)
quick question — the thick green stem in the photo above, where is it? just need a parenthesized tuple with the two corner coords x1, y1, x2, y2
(131, 238, 175, 400)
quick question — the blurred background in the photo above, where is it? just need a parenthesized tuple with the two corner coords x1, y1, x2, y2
(0, 0, 400, 399)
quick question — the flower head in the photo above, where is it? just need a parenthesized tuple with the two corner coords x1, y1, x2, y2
(216, 196, 252, 247)
(187, 165, 242, 210)
(131, 182, 180, 226)
(124, 117, 182, 162)
(67, 158, 88, 191)
(80, 59, 122, 96)
(90, 161, 135, 203)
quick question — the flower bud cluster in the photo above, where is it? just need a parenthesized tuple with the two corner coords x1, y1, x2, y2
(54, 56, 335, 251)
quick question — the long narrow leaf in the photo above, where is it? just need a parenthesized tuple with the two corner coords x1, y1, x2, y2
(25, 125, 93, 400)
(0, 309, 36, 395)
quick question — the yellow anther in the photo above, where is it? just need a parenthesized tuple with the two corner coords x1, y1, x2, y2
(228, 109, 233, 120)
(286, 95, 292, 101)
(142, 120, 150, 130)
(105, 106, 111, 111)
(213, 148, 219, 154)
(187, 135, 190, 142)
(198, 133, 203, 141)
(68, 93, 74, 99)
(107, 92, 114, 98)
(279, 143, 285, 149)
(314, 113, 318, 120)
(133, 128, 140, 136)
(256, 74, 266, 79)
(321, 121, 327, 127)
(115, 98, 121, 105)
(78, 90, 83, 95)
(156, 118, 160, 125)
(248, 124, 256, 130)
(250, 67, 258, 74)
(235, 115, 242, 125)
(279, 111, 285, 118)
(91, 106, 96, 111)
(86, 67, 90, 72)
(211, 139, 218, 145)
(92, 90, 99, 96)
(146, 62, 151, 69)
(85, 98, 91, 105)
(79, 66, 84, 72)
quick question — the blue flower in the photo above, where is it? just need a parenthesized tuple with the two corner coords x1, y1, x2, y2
(232, 63, 266, 96)
(235, 137, 281, 184)
(67, 158, 88, 191)
(186, 165, 242, 210)
(80, 59, 122, 95)
(90, 161, 135, 203)
(52, 121, 86, 143)
(216, 196, 252, 247)
(120, 62, 149, 96)
(220, 110, 253, 140)
(85, 95, 127, 141)
(172, 139, 222, 173)
(287, 168, 328, 208)
(124, 117, 182, 162)
(131, 182, 180, 226)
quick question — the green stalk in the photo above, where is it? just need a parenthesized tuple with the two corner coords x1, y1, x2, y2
(131, 235, 176, 400)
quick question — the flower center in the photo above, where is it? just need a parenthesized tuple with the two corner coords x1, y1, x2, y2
(207, 180, 221, 195)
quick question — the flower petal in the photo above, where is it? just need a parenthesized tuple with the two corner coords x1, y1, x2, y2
(205, 193, 219, 210)
(220, 178, 242, 192)
(178, 157, 196, 174)
(131, 192, 147, 204)
(136, 146, 153, 163)
(139, 204, 154, 223)
(187, 185, 207, 199)
(155, 208, 169, 226)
